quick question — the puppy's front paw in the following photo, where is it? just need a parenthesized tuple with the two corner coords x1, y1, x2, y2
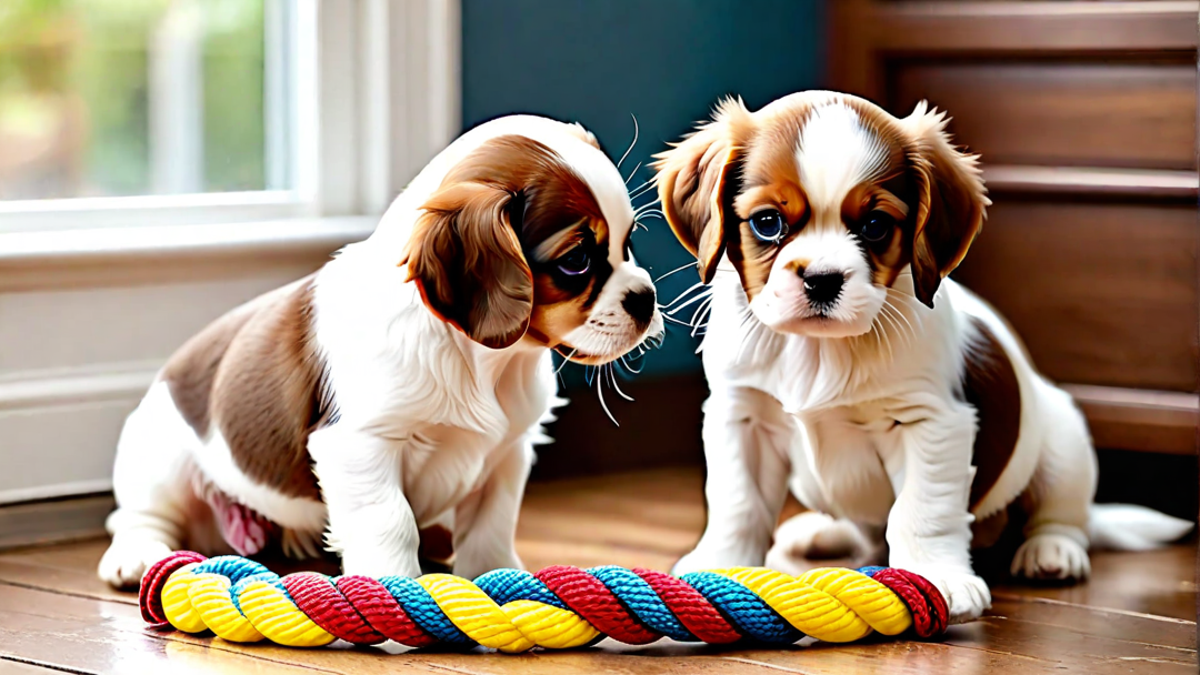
(905, 564, 991, 624)
(1011, 532, 1090, 581)
(766, 512, 872, 575)
(98, 537, 173, 589)
(340, 549, 422, 579)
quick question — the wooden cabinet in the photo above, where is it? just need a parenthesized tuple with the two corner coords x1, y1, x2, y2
(830, 1, 1199, 454)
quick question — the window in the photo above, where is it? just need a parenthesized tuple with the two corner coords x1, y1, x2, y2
(0, 0, 313, 232)
(0, 0, 459, 234)
(0, 0, 287, 201)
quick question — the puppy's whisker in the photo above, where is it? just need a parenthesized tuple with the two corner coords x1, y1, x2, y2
(624, 161, 643, 186)
(616, 113, 639, 170)
(596, 363, 619, 426)
(654, 260, 699, 283)
(666, 280, 707, 299)
(610, 364, 634, 402)
(662, 313, 692, 327)
(634, 196, 662, 212)
(666, 290, 711, 316)
(554, 348, 578, 375)
(690, 296, 714, 338)
(628, 177, 657, 195)
(884, 299, 916, 347)
(874, 307, 898, 363)
(884, 294, 919, 341)
(661, 281, 710, 311)
(629, 181, 658, 201)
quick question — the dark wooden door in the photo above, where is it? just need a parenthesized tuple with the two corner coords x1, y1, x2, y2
(830, 0, 1199, 454)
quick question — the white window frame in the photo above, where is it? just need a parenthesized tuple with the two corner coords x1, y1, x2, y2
(0, 0, 460, 240)
(0, 0, 460, 515)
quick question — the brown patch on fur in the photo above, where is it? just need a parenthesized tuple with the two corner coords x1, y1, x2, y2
(898, 103, 990, 307)
(402, 135, 607, 350)
(840, 181, 913, 288)
(214, 278, 329, 500)
(653, 98, 755, 283)
(164, 277, 331, 501)
(962, 317, 1021, 512)
(528, 274, 592, 344)
(730, 179, 810, 300)
(164, 304, 259, 437)
(418, 524, 455, 567)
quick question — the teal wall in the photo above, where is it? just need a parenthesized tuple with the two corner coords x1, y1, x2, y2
(462, 0, 825, 379)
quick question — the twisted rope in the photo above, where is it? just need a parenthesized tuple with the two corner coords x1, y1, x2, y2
(139, 552, 948, 652)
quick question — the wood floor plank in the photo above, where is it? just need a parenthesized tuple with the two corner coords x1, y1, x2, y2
(0, 467, 1195, 674)
(0, 539, 133, 604)
(991, 545, 1197, 621)
(0, 584, 342, 674)
(0, 658, 76, 674)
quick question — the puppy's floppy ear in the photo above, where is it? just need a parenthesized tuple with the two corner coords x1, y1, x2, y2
(402, 182, 533, 349)
(902, 101, 991, 308)
(653, 97, 752, 284)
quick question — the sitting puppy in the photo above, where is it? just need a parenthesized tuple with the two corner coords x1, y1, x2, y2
(99, 114, 663, 587)
(654, 91, 1191, 622)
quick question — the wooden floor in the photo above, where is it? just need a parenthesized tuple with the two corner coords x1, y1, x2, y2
(0, 468, 1194, 674)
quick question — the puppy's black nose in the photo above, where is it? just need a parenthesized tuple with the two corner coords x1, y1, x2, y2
(622, 288, 656, 329)
(803, 271, 844, 306)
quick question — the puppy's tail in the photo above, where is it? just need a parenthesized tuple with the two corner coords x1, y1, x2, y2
(1088, 503, 1193, 551)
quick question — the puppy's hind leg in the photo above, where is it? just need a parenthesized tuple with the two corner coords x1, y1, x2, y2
(1011, 384, 1095, 582)
(99, 382, 198, 588)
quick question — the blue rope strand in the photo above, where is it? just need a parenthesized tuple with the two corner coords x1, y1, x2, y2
(588, 566, 697, 642)
(378, 575, 473, 646)
(681, 571, 803, 644)
(474, 568, 567, 610)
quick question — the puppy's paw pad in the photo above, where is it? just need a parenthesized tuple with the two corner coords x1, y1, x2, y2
(770, 512, 868, 561)
(907, 565, 991, 624)
(97, 538, 173, 589)
(1011, 533, 1090, 581)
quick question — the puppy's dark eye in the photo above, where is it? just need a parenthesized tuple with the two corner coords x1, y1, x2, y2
(749, 210, 788, 243)
(860, 212, 896, 243)
(556, 247, 591, 276)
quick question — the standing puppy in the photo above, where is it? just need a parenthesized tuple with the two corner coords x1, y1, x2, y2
(100, 115, 663, 588)
(654, 91, 1190, 623)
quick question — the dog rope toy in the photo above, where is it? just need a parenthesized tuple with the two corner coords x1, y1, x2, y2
(139, 551, 949, 653)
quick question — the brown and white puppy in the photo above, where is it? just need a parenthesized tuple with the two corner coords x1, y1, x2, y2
(654, 91, 1190, 623)
(99, 115, 663, 587)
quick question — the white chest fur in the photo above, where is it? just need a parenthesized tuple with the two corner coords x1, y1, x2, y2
(698, 268, 982, 524)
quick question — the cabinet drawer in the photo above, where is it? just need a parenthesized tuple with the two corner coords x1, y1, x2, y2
(953, 199, 1197, 392)
(891, 63, 1196, 171)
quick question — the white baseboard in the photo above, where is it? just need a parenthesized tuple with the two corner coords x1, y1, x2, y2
(0, 228, 347, 507)
(0, 361, 158, 411)
(0, 364, 153, 505)
(0, 493, 115, 551)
